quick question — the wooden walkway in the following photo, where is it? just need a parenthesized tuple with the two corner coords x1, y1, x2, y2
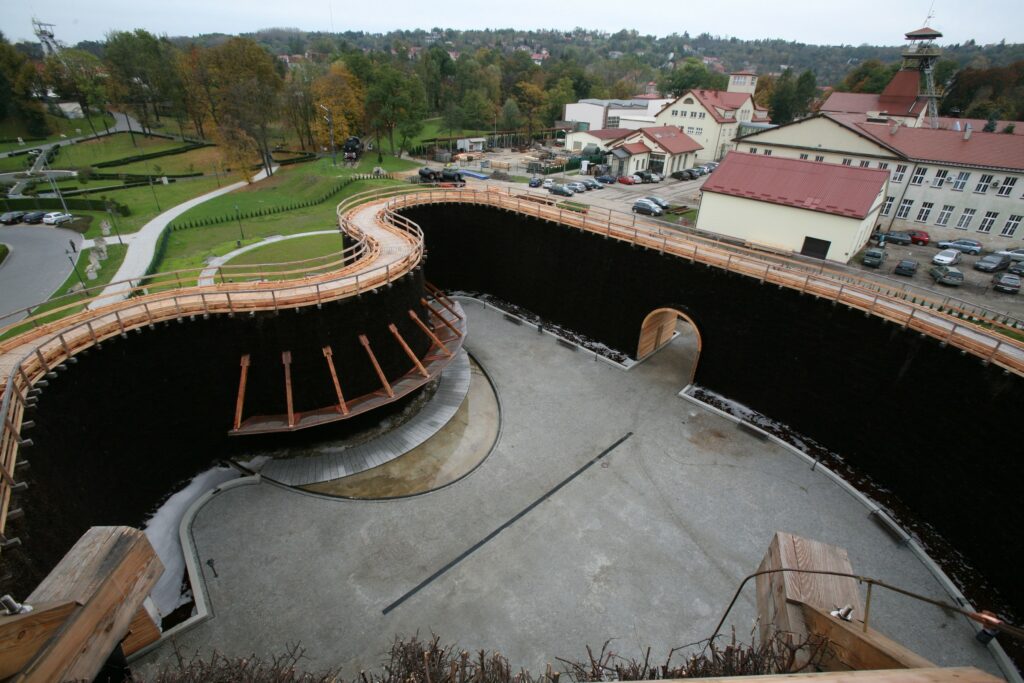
(1, 185, 1023, 548)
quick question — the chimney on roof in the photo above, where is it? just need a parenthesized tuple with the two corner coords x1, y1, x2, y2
(964, 123, 972, 141)
(890, 122, 900, 135)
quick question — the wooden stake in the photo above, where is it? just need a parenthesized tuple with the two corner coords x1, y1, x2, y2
(359, 335, 394, 397)
(322, 346, 349, 415)
(233, 355, 250, 431)
(282, 351, 295, 427)
(390, 324, 429, 378)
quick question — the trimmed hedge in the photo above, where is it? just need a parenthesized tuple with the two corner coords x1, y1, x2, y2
(89, 142, 214, 169)
(167, 173, 393, 231)
(0, 196, 130, 215)
(89, 171, 204, 181)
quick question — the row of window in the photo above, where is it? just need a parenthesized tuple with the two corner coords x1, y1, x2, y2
(796, 151, 848, 163)
(890, 165, 1018, 196)
(669, 110, 707, 119)
(881, 196, 1022, 236)
(685, 126, 704, 136)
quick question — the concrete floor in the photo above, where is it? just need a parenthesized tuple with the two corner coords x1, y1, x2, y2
(136, 300, 1001, 678)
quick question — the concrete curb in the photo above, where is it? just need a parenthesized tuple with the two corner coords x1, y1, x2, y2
(678, 386, 1022, 683)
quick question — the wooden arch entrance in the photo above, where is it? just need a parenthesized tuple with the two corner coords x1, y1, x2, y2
(637, 307, 702, 380)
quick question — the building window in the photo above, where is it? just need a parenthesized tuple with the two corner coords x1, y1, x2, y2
(748, 147, 757, 154)
(952, 171, 970, 191)
(881, 196, 895, 215)
(606, 116, 619, 127)
(699, 112, 705, 119)
(936, 204, 955, 226)
(687, 126, 695, 134)
(878, 162, 889, 170)
(1002, 214, 1022, 237)
(916, 202, 934, 223)
(671, 109, 678, 117)
(975, 174, 993, 193)
(895, 199, 914, 219)
(799, 153, 809, 160)
(841, 158, 852, 166)
(978, 211, 999, 233)
(683, 97, 694, 104)
(932, 169, 949, 187)
(695, 127, 703, 135)
(910, 167, 928, 185)
(998, 177, 1018, 197)
(892, 164, 908, 182)
(763, 149, 771, 155)
(859, 160, 871, 168)
(814, 155, 824, 162)
(956, 208, 976, 230)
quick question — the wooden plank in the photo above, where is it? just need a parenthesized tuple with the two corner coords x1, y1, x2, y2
(322, 346, 349, 415)
(119, 605, 162, 657)
(389, 324, 429, 378)
(282, 351, 295, 428)
(0, 601, 78, 679)
(234, 354, 251, 431)
(359, 334, 394, 398)
(16, 526, 162, 682)
(408, 310, 452, 357)
(801, 603, 935, 671)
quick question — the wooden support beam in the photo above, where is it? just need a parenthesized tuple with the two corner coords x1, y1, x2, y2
(282, 351, 295, 428)
(424, 285, 463, 319)
(408, 310, 452, 357)
(359, 334, 394, 398)
(800, 603, 935, 671)
(322, 346, 349, 415)
(11, 526, 162, 682)
(233, 355, 251, 431)
(421, 298, 462, 337)
(0, 601, 79, 679)
(390, 324, 429, 378)
(120, 604, 162, 657)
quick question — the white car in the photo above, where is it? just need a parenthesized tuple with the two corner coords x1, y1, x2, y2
(42, 212, 73, 225)
(541, 178, 554, 189)
(932, 248, 963, 266)
(994, 247, 1024, 262)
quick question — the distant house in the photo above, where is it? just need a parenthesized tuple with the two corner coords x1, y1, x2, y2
(697, 153, 889, 263)
(456, 137, 487, 153)
(564, 97, 673, 132)
(653, 72, 770, 161)
(819, 71, 928, 127)
(565, 126, 703, 177)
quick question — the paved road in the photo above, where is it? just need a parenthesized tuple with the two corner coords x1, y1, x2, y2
(0, 226, 84, 324)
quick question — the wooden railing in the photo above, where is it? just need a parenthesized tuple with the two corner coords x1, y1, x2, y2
(2, 184, 1023, 550)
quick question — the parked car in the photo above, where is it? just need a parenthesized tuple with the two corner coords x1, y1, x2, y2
(689, 167, 707, 176)
(581, 177, 603, 190)
(873, 231, 912, 245)
(42, 212, 73, 225)
(595, 175, 616, 184)
(994, 247, 1024, 262)
(1009, 261, 1024, 276)
(566, 181, 588, 193)
(22, 211, 47, 224)
(649, 172, 664, 182)
(636, 171, 654, 183)
(907, 229, 930, 246)
(644, 196, 670, 210)
(991, 272, 1021, 294)
(0, 211, 26, 225)
(974, 253, 1011, 272)
(862, 247, 887, 268)
(632, 198, 663, 216)
(937, 238, 983, 254)
(932, 249, 963, 266)
(548, 184, 574, 197)
(705, 161, 720, 171)
(528, 177, 543, 188)
(698, 164, 714, 174)
(894, 259, 919, 277)
(617, 175, 637, 185)
(542, 178, 555, 189)
(928, 265, 965, 286)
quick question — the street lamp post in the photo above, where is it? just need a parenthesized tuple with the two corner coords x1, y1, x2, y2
(319, 104, 336, 167)
(106, 204, 124, 246)
(234, 204, 245, 247)
(148, 176, 161, 212)
(66, 252, 86, 291)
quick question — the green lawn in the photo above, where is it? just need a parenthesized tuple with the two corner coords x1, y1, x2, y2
(0, 154, 30, 172)
(0, 243, 8, 266)
(51, 133, 186, 169)
(73, 176, 226, 238)
(0, 243, 128, 340)
(151, 178, 402, 278)
(102, 145, 226, 176)
(228, 233, 344, 266)
(0, 112, 116, 153)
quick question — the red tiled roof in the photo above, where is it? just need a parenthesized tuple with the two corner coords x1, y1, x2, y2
(934, 117, 1023, 136)
(701, 152, 888, 219)
(906, 27, 942, 39)
(877, 70, 927, 114)
(671, 89, 754, 123)
(849, 120, 1024, 172)
(621, 141, 652, 155)
(585, 128, 633, 141)
(638, 126, 703, 154)
(820, 91, 881, 114)
(731, 70, 757, 76)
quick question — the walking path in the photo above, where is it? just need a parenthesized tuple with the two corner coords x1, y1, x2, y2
(196, 230, 338, 285)
(87, 166, 277, 309)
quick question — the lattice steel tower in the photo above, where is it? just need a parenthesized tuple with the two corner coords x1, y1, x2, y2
(902, 25, 943, 129)
(33, 19, 61, 57)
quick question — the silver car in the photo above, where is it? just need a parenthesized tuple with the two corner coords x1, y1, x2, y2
(932, 249, 962, 266)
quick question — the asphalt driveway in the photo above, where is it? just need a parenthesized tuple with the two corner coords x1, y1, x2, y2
(0, 225, 83, 324)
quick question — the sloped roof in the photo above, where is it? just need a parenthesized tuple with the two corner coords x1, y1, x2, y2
(638, 126, 703, 154)
(850, 120, 1024, 172)
(820, 92, 882, 114)
(660, 89, 759, 123)
(877, 70, 927, 115)
(934, 117, 1023, 136)
(621, 142, 652, 155)
(701, 152, 888, 219)
(586, 128, 634, 140)
(906, 27, 943, 39)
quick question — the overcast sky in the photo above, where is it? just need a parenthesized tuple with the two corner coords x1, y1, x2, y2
(3, 0, 1023, 47)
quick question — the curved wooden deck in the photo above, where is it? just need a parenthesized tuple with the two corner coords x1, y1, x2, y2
(1, 185, 1023, 544)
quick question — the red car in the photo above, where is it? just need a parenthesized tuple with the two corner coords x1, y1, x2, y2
(907, 229, 930, 246)
(617, 175, 636, 185)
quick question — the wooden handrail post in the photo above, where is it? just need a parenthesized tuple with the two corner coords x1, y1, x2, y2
(282, 351, 295, 427)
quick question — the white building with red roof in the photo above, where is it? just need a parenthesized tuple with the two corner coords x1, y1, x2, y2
(565, 126, 703, 177)
(564, 96, 673, 132)
(697, 153, 889, 263)
(735, 113, 1024, 248)
(653, 73, 770, 162)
